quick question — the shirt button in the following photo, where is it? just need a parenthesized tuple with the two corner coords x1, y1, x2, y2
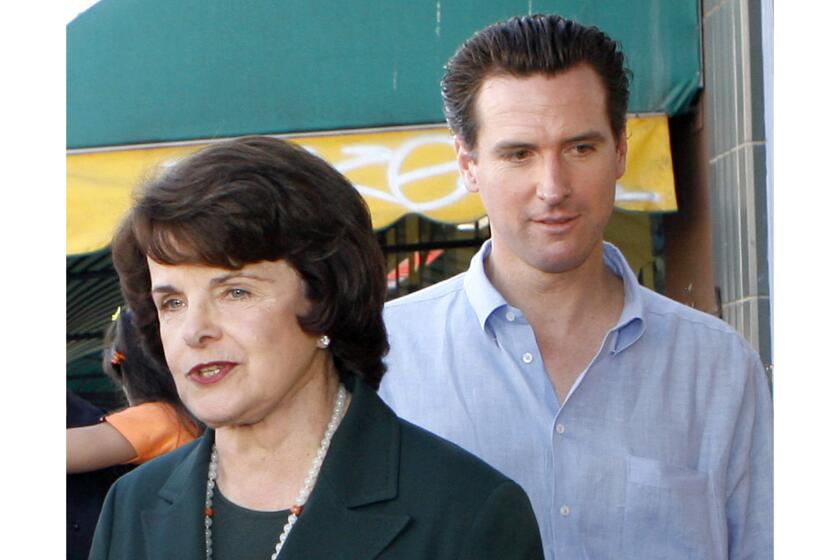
(505, 310, 516, 322)
(560, 505, 571, 516)
(522, 352, 533, 364)
(555, 423, 565, 435)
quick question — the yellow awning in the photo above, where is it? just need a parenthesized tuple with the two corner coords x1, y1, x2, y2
(66, 115, 676, 255)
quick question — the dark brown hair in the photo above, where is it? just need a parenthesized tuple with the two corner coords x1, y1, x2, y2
(111, 136, 388, 389)
(441, 14, 631, 150)
(102, 307, 201, 431)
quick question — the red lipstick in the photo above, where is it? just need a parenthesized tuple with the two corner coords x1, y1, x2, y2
(187, 362, 236, 385)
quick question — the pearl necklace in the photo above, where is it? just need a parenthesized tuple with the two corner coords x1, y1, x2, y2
(204, 384, 348, 560)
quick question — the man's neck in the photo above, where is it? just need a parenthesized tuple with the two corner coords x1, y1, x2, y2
(484, 241, 625, 403)
(485, 242, 624, 332)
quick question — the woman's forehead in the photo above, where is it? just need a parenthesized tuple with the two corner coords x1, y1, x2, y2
(147, 258, 298, 289)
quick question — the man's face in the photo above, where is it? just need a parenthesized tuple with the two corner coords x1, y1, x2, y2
(456, 65, 627, 276)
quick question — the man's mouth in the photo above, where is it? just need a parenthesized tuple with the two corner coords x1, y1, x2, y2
(533, 214, 579, 226)
(534, 213, 577, 224)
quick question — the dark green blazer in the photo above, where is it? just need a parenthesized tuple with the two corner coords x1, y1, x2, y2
(89, 378, 544, 559)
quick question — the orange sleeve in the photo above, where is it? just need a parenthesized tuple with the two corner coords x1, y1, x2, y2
(105, 402, 198, 464)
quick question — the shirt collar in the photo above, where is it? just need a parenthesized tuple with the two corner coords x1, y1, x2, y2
(463, 239, 507, 332)
(602, 241, 646, 354)
(464, 239, 646, 353)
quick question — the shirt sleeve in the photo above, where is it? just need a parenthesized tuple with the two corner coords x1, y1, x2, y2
(726, 354, 774, 559)
(105, 402, 194, 464)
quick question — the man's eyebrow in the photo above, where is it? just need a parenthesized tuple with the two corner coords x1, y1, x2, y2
(491, 131, 608, 153)
(564, 130, 608, 144)
(492, 140, 539, 153)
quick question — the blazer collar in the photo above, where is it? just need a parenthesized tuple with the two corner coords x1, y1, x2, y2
(140, 430, 215, 560)
(319, 377, 401, 506)
(282, 377, 410, 558)
(140, 377, 409, 560)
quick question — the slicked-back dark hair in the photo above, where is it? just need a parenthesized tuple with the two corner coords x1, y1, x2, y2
(111, 136, 389, 389)
(442, 13, 631, 149)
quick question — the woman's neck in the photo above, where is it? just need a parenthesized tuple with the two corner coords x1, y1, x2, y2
(213, 367, 345, 511)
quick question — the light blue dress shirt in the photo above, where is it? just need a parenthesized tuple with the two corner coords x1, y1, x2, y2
(379, 240, 773, 560)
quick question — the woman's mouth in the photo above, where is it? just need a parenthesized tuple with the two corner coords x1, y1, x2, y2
(187, 362, 236, 385)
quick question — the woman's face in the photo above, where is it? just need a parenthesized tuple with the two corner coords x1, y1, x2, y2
(147, 258, 329, 428)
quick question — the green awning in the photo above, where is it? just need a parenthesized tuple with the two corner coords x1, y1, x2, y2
(67, 0, 701, 149)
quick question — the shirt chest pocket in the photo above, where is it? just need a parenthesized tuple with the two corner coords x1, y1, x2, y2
(621, 455, 723, 560)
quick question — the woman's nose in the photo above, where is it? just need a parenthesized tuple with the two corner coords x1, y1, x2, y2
(182, 301, 221, 348)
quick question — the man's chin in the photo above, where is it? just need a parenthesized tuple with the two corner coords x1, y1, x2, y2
(527, 244, 602, 275)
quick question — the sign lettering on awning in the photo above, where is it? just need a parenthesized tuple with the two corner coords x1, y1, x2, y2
(67, 115, 675, 255)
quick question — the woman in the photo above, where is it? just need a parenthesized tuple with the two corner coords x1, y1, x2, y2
(67, 307, 201, 475)
(90, 136, 543, 559)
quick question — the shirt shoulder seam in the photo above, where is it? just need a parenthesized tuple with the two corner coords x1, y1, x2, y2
(642, 293, 759, 356)
(385, 275, 466, 308)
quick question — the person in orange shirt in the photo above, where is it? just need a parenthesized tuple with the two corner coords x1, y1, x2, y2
(67, 307, 202, 473)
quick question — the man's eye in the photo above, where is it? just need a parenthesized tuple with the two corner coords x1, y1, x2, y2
(572, 144, 594, 155)
(506, 150, 531, 161)
(226, 288, 250, 299)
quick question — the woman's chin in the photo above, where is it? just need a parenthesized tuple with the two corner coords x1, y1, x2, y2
(187, 401, 247, 429)
(199, 417, 228, 430)
(193, 403, 270, 430)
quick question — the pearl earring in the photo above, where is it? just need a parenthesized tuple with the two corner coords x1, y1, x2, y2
(317, 335, 331, 349)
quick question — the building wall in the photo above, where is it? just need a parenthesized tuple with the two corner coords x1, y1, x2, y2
(702, 0, 772, 378)
(663, 101, 717, 317)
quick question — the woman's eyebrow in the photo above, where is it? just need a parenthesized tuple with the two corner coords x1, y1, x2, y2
(150, 272, 273, 294)
(151, 284, 177, 295)
(209, 272, 272, 286)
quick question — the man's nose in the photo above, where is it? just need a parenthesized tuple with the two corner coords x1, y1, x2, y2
(536, 156, 572, 204)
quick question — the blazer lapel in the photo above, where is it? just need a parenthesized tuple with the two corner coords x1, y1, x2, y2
(281, 379, 411, 559)
(140, 431, 215, 560)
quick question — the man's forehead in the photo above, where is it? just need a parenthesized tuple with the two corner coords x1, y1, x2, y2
(472, 68, 611, 145)
(477, 67, 607, 110)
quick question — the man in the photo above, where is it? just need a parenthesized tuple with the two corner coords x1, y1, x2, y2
(379, 14, 772, 560)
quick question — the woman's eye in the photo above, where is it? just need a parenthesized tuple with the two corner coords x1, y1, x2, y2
(160, 298, 184, 312)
